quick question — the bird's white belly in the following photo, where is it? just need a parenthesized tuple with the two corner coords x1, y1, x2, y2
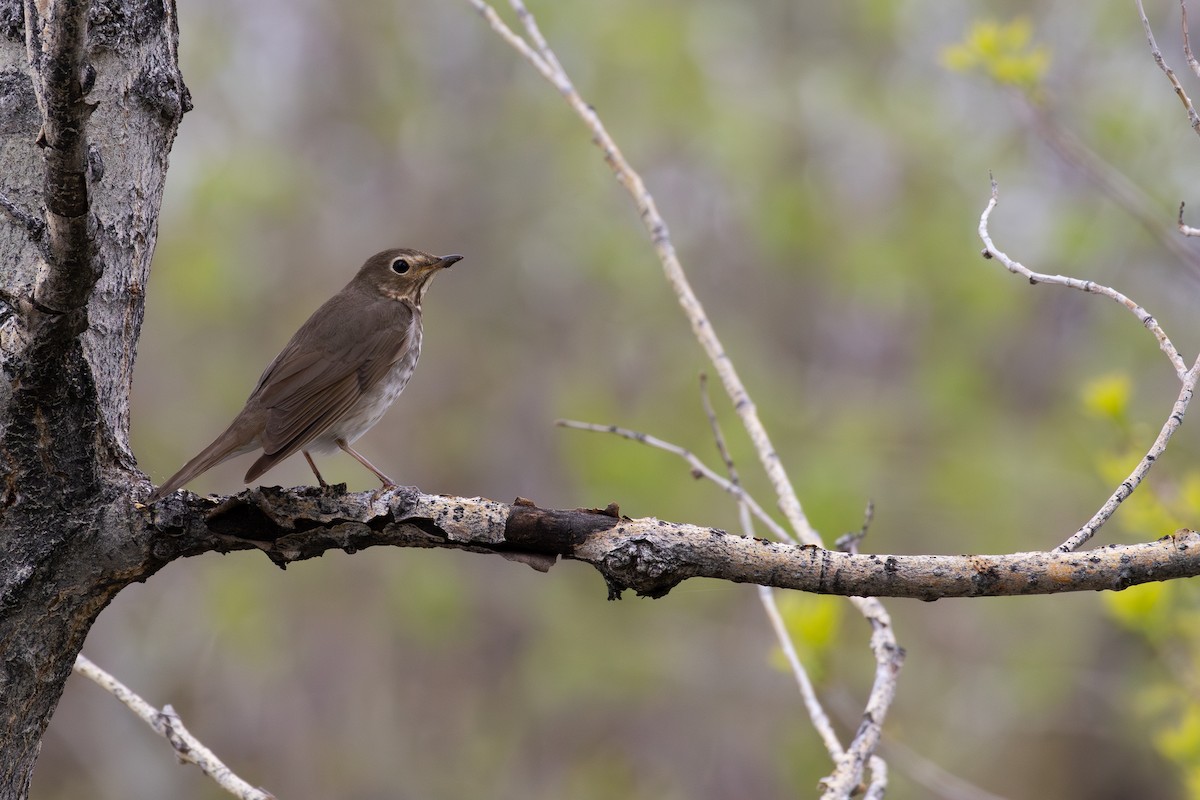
(307, 334, 422, 453)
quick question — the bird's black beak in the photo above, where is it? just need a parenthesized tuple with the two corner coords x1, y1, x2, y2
(438, 254, 464, 269)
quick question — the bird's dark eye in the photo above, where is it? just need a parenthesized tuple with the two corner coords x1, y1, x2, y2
(391, 258, 410, 274)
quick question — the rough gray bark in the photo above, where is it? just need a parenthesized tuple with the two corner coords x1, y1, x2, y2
(0, 1, 187, 795)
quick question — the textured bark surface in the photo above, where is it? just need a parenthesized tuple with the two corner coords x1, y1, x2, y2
(0, 2, 187, 796)
(142, 486, 1200, 602)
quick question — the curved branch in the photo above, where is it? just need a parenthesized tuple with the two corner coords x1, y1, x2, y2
(979, 177, 1187, 378)
(980, 178, 1200, 552)
(145, 486, 1200, 601)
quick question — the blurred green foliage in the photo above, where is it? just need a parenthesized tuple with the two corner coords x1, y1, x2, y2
(32, 0, 1200, 798)
(942, 17, 1051, 95)
(770, 593, 843, 684)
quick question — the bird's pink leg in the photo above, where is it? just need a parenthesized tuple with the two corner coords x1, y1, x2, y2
(302, 451, 329, 488)
(336, 439, 396, 488)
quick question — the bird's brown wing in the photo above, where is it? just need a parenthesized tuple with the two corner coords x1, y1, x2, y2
(248, 294, 416, 464)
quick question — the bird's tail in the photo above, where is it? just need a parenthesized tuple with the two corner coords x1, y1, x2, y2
(145, 419, 259, 503)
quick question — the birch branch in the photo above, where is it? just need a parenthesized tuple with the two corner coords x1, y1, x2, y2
(146, 486, 1200, 601)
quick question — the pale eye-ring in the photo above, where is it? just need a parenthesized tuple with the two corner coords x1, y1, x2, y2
(391, 258, 410, 274)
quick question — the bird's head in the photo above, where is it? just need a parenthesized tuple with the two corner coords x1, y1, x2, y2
(356, 248, 463, 305)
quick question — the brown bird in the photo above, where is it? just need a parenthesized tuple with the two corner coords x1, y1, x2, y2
(146, 248, 462, 503)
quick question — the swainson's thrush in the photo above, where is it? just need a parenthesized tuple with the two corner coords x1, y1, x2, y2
(146, 248, 462, 503)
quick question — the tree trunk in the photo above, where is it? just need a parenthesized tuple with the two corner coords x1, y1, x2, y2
(0, 1, 187, 795)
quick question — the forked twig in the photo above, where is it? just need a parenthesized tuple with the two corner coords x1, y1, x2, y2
(1138, 0, 1200, 135)
(469, 0, 819, 546)
(980, 177, 1200, 551)
(472, 4, 901, 795)
(695, 374, 848, 767)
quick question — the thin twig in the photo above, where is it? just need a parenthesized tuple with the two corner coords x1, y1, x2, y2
(1184, 0, 1200, 77)
(1014, 97, 1200, 273)
(758, 586, 846, 760)
(73, 654, 275, 800)
(1138, 0, 1200, 136)
(555, 419, 796, 544)
(981, 178, 1199, 551)
(835, 501, 875, 555)
(1057, 355, 1200, 552)
(698, 373, 742, 490)
(470, 0, 819, 546)
(473, 6, 902, 795)
(696, 374, 846, 762)
(863, 756, 889, 800)
(879, 737, 1011, 800)
(979, 177, 1189, 380)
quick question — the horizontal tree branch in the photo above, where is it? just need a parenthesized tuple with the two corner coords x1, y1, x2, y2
(145, 485, 1200, 601)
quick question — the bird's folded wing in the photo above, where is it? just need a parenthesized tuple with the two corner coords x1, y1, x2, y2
(252, 298, 415, 458)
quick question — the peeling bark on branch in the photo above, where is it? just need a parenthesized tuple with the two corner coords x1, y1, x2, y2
(145, 486, 1200, 602)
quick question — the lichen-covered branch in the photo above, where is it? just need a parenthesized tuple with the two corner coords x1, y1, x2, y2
(145, 486, 1200, 601)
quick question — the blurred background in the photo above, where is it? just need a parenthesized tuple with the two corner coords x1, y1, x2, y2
(32, 0, 1200, 797)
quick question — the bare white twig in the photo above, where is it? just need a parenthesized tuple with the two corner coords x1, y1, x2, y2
(1184, 0, 1200, 78)
(757, 586, 846, 760)
(979, 177, 1188, 380)
(473, 5, 902, 794)
(1137, 0, 1200, 136)
(864, 756, 889, 800)
(73, 654, 275, 800)
(470, 0, 818, 547)
(980, 178, 1200, 552)
(696, 374, 847, 764)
